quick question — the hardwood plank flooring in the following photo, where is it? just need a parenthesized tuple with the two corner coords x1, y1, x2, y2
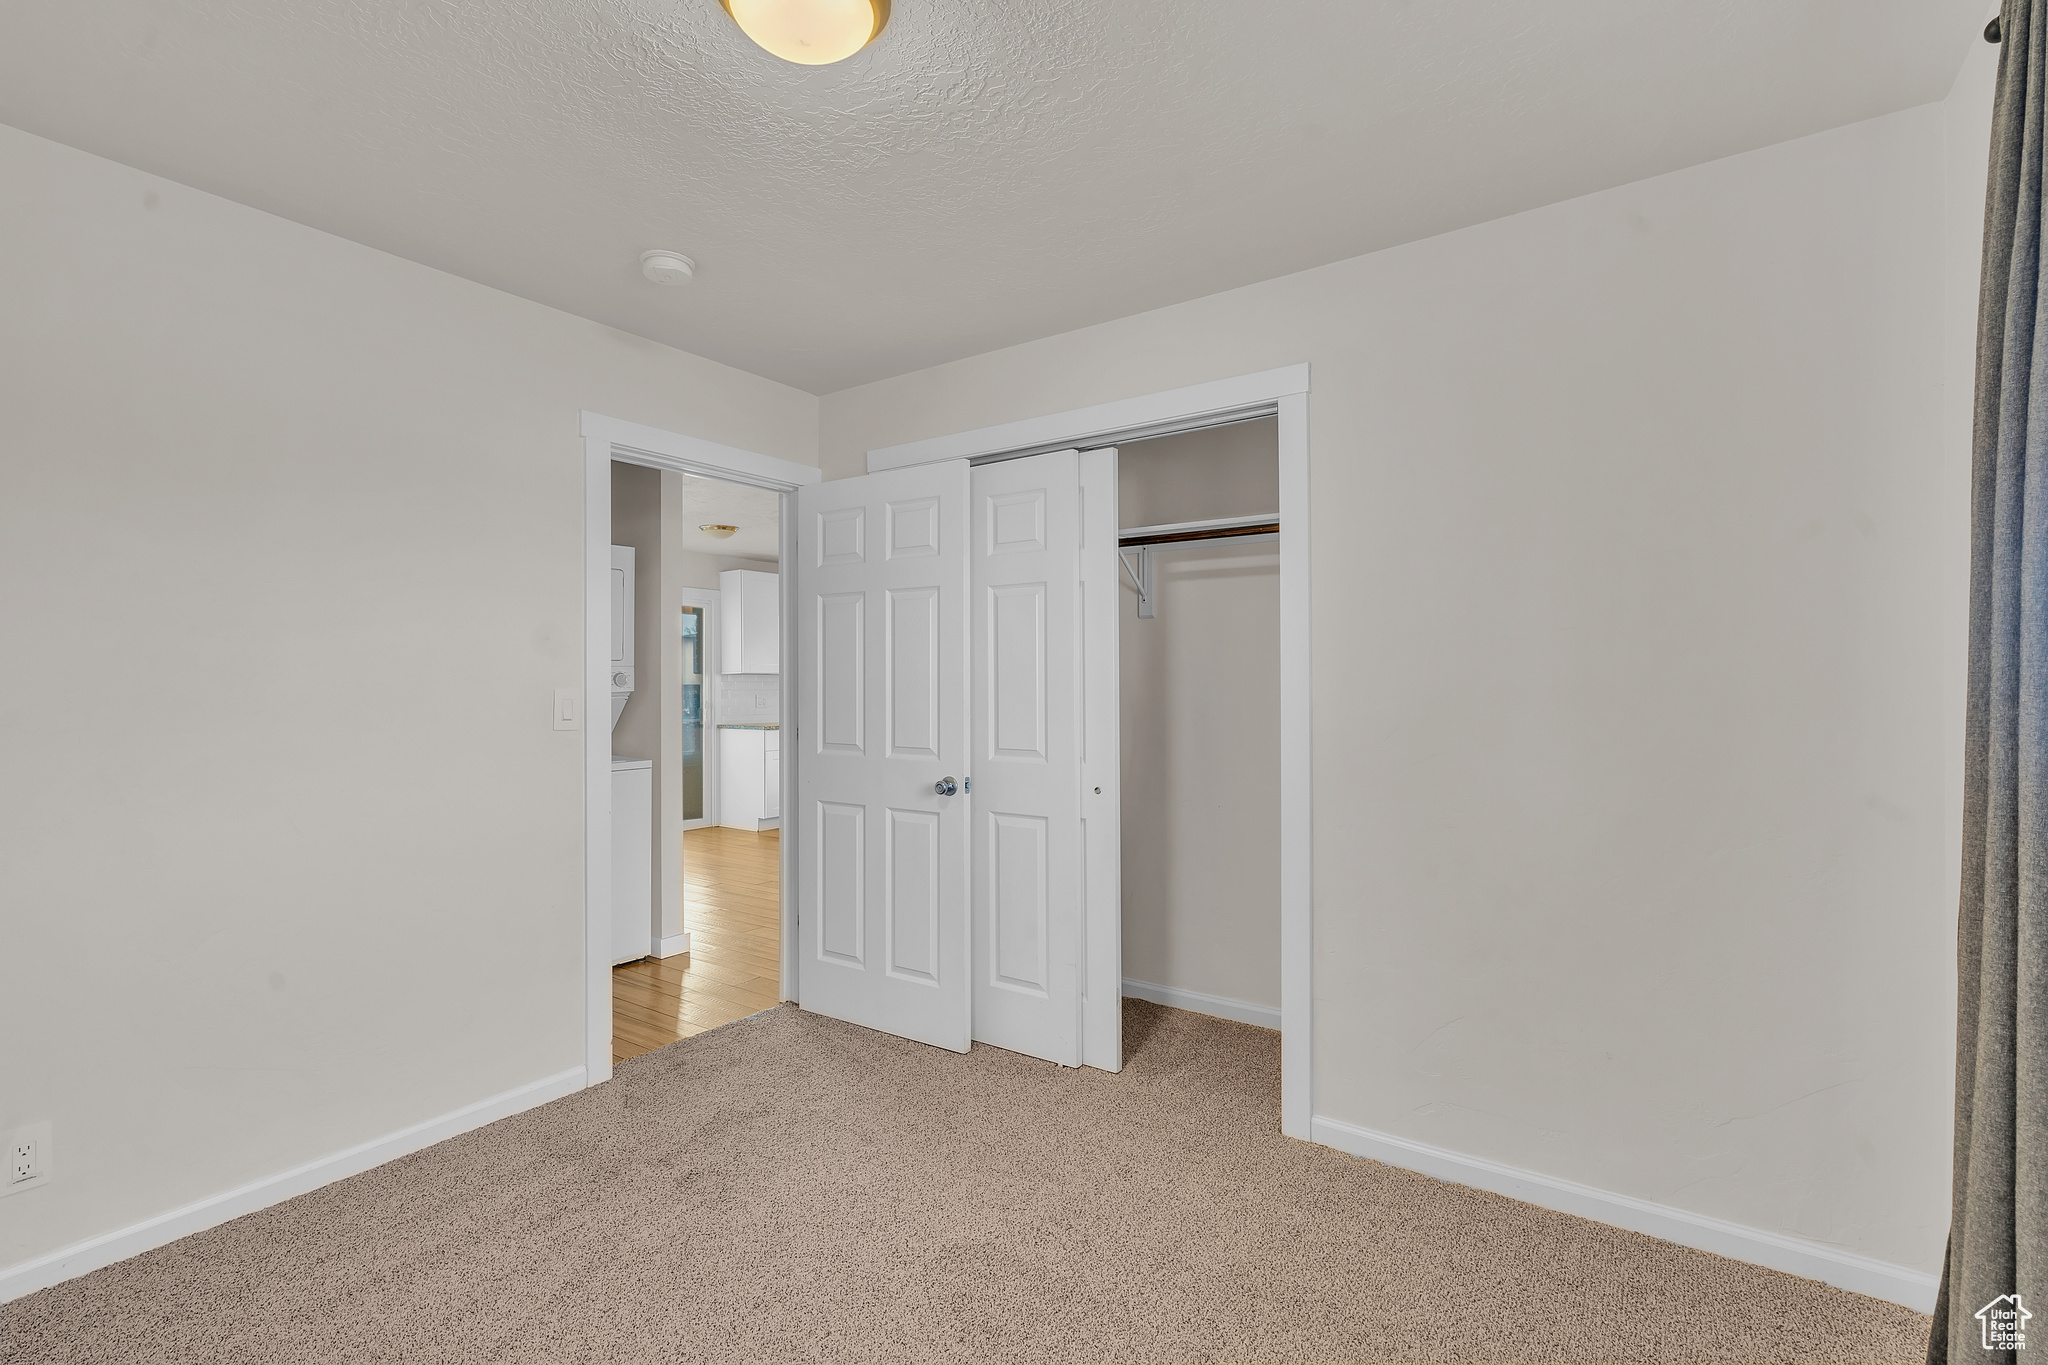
(611, 825, 781, 1064)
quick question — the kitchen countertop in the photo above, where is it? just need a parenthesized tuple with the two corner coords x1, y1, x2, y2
(717, 723, 779, 730)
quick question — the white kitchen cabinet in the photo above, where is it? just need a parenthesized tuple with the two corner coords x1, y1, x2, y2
(718, 569, 779, 674)
(719, 725, 781, 831)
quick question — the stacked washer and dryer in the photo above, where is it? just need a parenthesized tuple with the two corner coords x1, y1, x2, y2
(609, 545, 654, 965)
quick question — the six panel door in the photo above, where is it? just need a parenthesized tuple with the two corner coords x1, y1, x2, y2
(969, 450, 1084, 1066)
(794, 460, 973, 1052)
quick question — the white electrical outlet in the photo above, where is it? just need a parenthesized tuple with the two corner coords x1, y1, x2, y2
(3, 1122, 52, 1195)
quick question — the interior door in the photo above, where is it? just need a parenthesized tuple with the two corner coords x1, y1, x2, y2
(970, 451, 1085, 1065)
(795, 460, 972, 1052)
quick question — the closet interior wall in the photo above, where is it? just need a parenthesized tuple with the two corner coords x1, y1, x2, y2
(1117, 419, 1283, 1018)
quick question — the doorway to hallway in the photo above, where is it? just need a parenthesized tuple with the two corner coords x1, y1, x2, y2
(612, 825, 782, 1063)
(605, 450, 787, 1067)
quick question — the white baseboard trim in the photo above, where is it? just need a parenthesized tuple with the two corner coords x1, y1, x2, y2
(1122, 978, 1281, 1031)
(652, 932, 691, 958)
(1308, 1114, 1937, 1312)
(0, 1066, 587, 1305)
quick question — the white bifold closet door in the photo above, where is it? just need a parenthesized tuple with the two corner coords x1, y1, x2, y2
(795, 450, 1110, 1069)
(795, 460, 973, 1053)
(969, 450, 1085, 1066)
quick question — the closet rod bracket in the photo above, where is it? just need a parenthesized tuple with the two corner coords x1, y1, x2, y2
(1119, 544, 1156, 619)
(1115, 514, 1278, 619)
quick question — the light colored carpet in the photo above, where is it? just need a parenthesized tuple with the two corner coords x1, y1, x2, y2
(3, 1001, 1928, 1363)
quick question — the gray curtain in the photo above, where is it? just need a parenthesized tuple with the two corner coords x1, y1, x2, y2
(1934, 1, 2048, 1358)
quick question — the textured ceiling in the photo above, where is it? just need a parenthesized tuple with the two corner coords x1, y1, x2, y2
(675, 473, 779, 560)
(0, 0, 1984, 393)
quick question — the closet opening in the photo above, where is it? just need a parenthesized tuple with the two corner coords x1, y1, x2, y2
(1112, 417, 1283, 1044)
(607, 460, 785, 1064)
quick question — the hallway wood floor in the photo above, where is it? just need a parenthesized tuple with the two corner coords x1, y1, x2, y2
(611, 825, 781, 1064)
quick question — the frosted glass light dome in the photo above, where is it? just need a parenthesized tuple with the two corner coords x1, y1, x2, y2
(722, 0, 886, 66)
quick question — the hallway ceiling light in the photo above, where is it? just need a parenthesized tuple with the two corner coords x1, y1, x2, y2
(721, 0, 886, 65)
(700, 524, 739, 538)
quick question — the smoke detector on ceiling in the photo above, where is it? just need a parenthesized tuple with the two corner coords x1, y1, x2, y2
(640, 250, 696, 285)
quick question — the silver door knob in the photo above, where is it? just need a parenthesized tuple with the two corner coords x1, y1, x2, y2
(934, 776, 958, 796)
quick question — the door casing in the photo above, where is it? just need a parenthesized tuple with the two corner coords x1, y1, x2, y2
(581, 411, 820, 1087)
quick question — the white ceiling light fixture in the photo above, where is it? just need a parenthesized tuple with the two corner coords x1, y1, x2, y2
(640, 249, 695, 285)
(699, 524, 739, 538)
(721, 0, 887, 66)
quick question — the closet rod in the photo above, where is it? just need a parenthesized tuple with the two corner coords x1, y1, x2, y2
(1117, 514, 1280, 619)
(1118, 513, 1280, 548)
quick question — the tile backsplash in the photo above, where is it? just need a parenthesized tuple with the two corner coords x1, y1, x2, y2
(718, 672, 780, 724)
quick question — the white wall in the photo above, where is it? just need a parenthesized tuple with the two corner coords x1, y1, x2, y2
(670, 548, 776, 595)
(0, 124, 816, 1281)
(1117, 421, 1282, 528)
(1117, 423, 1282, 1011)
(1943, 15, 1998, 962)
(823, 105, 1957, 1274)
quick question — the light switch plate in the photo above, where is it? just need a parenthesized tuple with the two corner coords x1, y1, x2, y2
(552, 688, 581, 731)
(4, 1121, 52, 1196)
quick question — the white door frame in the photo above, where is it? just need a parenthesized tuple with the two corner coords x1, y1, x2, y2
(678, 588, 719, 832)
(865, 364, 1314, 1138)
(581, 411, 819, 1086)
